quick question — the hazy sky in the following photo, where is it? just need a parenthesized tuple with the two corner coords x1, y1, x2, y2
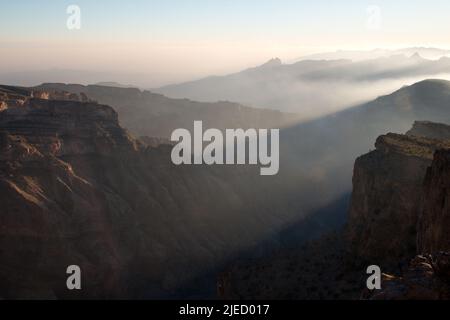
(2, 0, 450, 86)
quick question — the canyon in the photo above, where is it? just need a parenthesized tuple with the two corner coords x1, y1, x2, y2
(1, 80, 450, 299)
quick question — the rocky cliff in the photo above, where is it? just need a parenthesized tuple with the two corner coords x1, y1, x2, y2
(347, 133, 450, 268)
(349, 123, 450, 299)
(418, 149, 450, 254)
(368, 149, 450, 299)
(407, 121, 450, 140)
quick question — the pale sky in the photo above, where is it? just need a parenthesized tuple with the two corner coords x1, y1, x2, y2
(2, 0, 450, 86)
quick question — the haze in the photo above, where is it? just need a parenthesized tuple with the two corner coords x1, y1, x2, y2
(2, 0, 450, 87)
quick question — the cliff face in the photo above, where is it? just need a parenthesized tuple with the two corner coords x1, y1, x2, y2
(418, 149, 450, 254)
(0, 87, 135, 298)
(349, 123, 450, 300)
(0, 86, 296, 299)
(347, 133, 450, 268)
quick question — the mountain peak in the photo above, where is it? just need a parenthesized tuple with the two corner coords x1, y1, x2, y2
(260, 57, 282, 68)
(410, 52, 424, 60)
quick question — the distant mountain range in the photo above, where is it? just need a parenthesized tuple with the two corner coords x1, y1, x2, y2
(297, 47, 450, 62)
(94, 82, 138, 89)
(3, 47, 450, 121)
(155, 49, 450, 118)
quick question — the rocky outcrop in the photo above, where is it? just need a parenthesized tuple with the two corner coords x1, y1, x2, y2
(0, 85, 92, 108)
(365, 253, 450, 300)
(352, 124, 450, 300)
(0, 86, 28, 109)
(138, 136, 174, 148)
(347, 132, 450, 269)
(407, 121, 450, 140)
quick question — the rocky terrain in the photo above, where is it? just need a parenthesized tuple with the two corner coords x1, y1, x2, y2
(218, 121, 450, 300)
(0, 85, 300, 299)
(217, 234, 366, 300)
(366, 253, 450, 300)
(407, 121, 450, 140)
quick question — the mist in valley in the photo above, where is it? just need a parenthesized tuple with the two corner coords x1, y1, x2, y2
(155, 50, 450, 120)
